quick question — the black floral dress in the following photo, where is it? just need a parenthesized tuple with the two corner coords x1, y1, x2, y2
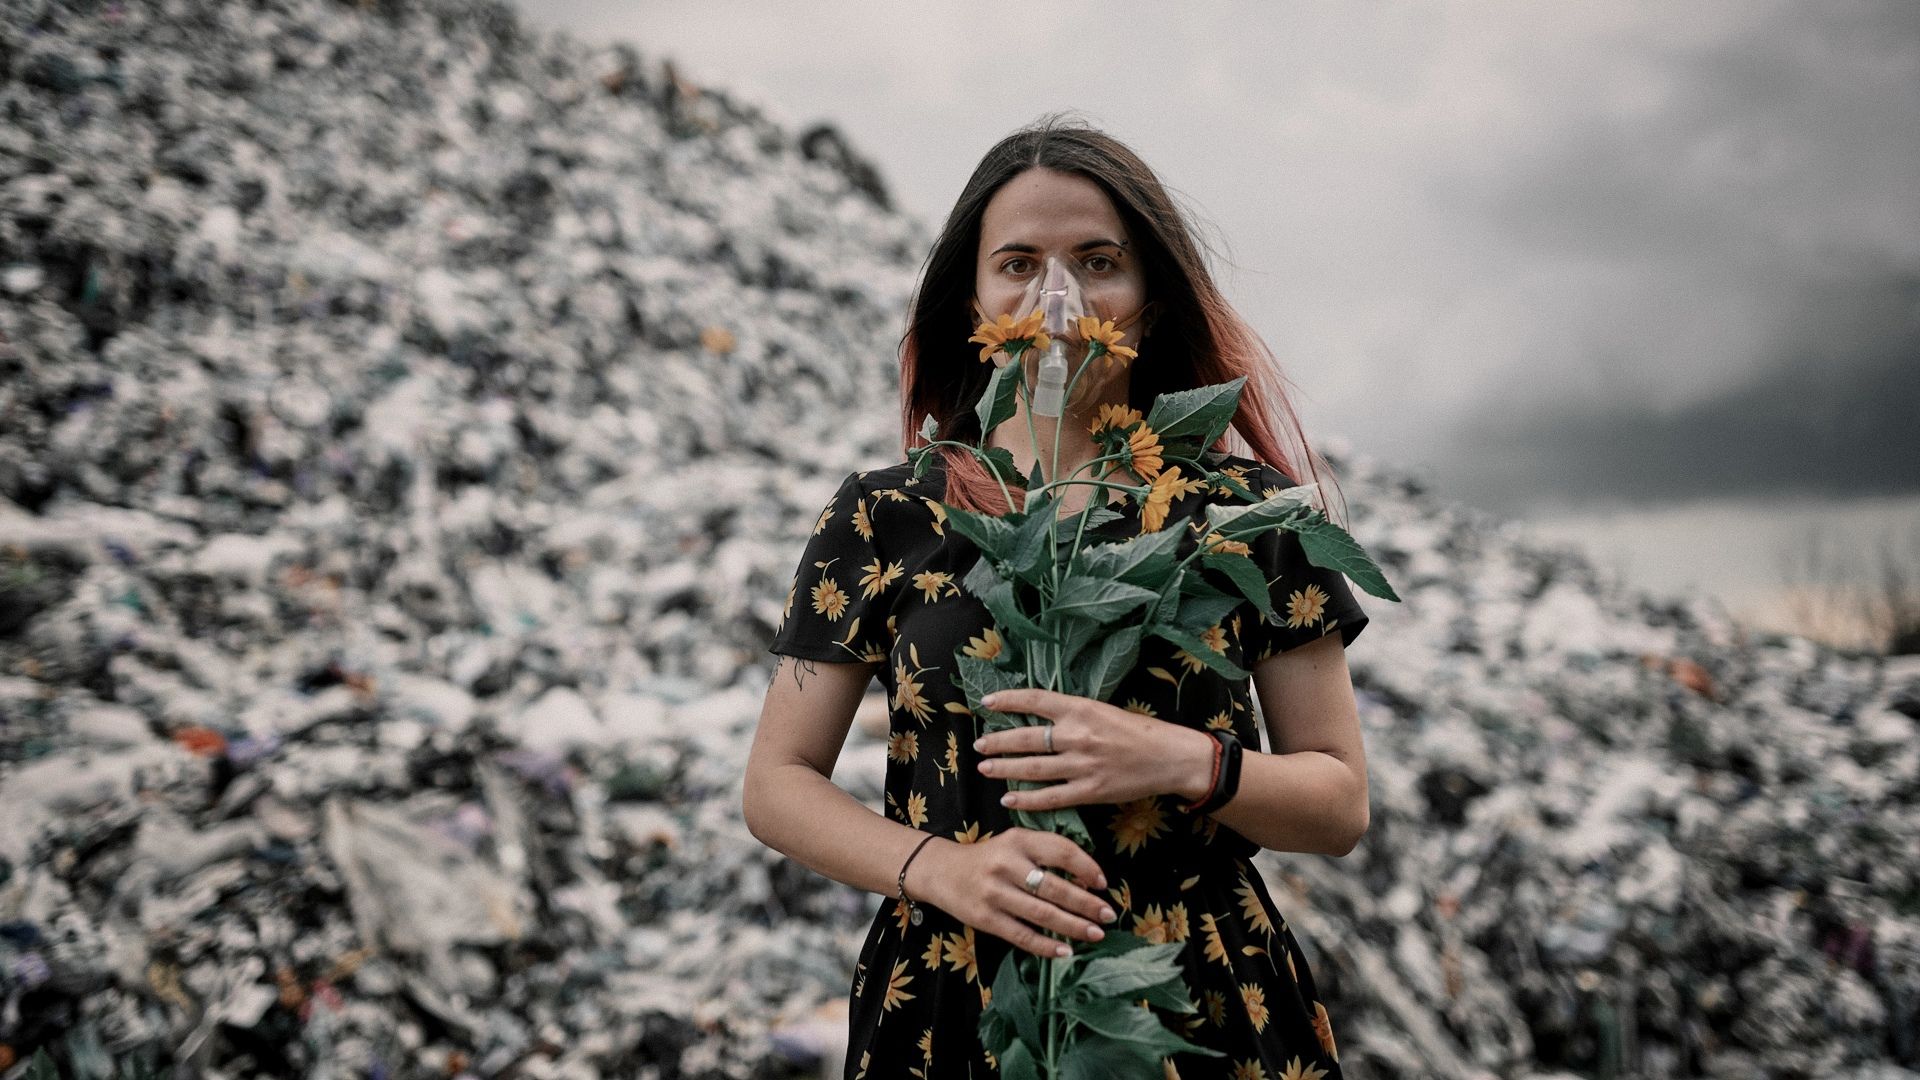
(767, 452, 1369, 1080)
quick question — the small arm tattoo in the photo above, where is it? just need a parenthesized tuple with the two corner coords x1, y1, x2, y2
(770, 655, 820, 692)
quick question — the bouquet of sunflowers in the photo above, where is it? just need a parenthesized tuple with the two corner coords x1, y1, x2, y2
(907, 259, 1399, 1078)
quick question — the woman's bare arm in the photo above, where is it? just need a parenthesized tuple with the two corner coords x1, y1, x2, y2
(1165, 632, 1370, 856)
(742, 655, 950, 902)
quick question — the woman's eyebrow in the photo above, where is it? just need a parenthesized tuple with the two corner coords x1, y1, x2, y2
(989, 238, 1126, 257)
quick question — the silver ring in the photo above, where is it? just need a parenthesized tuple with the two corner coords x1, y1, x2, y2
(1042, 725, 1055, 753)
(1023, 866, 1046, 893)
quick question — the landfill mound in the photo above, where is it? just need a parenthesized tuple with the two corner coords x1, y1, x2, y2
(1, 0, 1916, 1078)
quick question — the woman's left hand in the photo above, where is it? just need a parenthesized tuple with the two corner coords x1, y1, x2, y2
(974, 688, 1208, 810)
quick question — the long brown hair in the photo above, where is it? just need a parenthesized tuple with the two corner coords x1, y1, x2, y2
(897, 112, 1350, 530)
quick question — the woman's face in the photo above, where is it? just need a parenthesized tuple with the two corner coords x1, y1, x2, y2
(974, 167, 1151, 361)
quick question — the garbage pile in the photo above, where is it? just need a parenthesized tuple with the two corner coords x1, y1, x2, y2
(1252, 486, 1920, 1080)
(2, 0, 1916, 1078)
(2, 0, 907, 1075)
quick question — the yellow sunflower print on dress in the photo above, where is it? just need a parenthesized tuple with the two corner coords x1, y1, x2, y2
(808, 557, 851, 620)
(1285, 583, 1329, 630)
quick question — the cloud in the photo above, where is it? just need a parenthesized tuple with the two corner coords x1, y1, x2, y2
(515, 0, 1920, 506)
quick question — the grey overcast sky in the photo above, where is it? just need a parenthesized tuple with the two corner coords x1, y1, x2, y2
(514, 0, 1919, 517)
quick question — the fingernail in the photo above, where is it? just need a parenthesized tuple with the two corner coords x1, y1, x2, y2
(1096, 875, 1108, 889)
(1087, 925, 1104, 940)
(1055, 943, 1071, 957)
(972, 739, 984, 751)
(1100, 908, 1116, 923)
(1000, 793, 1014, 806)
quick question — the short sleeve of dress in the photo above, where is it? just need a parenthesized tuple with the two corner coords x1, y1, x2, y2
(1238, 463, 1371, 664)
(768, 470, 893, 665)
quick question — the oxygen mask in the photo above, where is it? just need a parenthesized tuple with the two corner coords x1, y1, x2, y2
(969, 255, 1156, 417)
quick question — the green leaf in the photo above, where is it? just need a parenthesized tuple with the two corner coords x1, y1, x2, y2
(973, 570, 1057, 646)
(919, 413, 940, 442)
(1049, 614, 1105, 678)
(1292, 516, 1403, 603)
(1056, 1029, 1169, 1080)
(1132, 975, 1200, 1015)
(945, 504, 1022, 565)
(976, 361, 1022, 441)
(997, 1037, 1042, 1080)
(1147, 622, 1250, 680)
(979, 445, 1029, 489)
(1014, 803, 1093, 849)
(1071, 944, 1188, 998)
(1075, 526, 1184, 589)
(26, 1050, 61, 1080)
(987, 950, 1042, 1052)
(954, 654, 1029, 722)
(1066, 927, 1157, 961)
(1047, 575, 1159, 625)
(1170, 575, 1244, 632)
(1198, 549, 1275, 619)
(1058, 504, 1124, 539)
(1006, 499, 1060, 585)
(1073, 624, 1142, 703)
(1022, 634, 1062, 690)
(1202, 485, 1317, 542)
(1142, 378, 1246, 450)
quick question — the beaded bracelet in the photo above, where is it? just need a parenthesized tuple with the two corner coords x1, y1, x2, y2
(896, 832, 939, 926)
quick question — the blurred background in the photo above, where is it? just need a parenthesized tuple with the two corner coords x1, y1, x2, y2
(2, 1, 1916, 1078)
(520, 0, 1920, 654)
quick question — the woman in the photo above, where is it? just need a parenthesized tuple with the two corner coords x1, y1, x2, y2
(743, 115, 1370, 1080)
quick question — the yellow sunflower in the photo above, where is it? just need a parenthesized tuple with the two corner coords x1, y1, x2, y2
(1285, 583, 1329, 629)
(1241, 982, 1269, 1033)
(1202, 988, 1228, 1027)
(1110, 796, 1170, 855)
(1312, 1001, 1338, 1061)
(811, 570, 851, 620)
(968, 309, 1050, 363)
(1076, 314, 1139, 368)
(1088, 402, 1144, 435)
(1132, 903, 1172, 944)
(943, 924, 980, 984)
(1278, 1058, 1328, 1080)
(961, 627, 1005, 662)
(1167, 901, 1191, 942)
(892, 654, 934, 726)
(886, 730, 919, 763)
(1126, 426, 1165, 481)
(1200, 530, 1251, 556)
(1139, 465, 1186, 533)
(881, 960, 916, 1012)
(859, 558, 904, 600)
(912, 569, 959, 602)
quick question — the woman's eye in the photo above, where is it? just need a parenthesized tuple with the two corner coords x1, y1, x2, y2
(1002, 258, 1032, 275)
(1085, 255, 1117, 272)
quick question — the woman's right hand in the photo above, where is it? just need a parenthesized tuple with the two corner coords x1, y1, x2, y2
(916, 829, 1119, 958)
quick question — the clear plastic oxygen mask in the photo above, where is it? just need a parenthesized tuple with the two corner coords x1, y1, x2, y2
(969, 254, 1157, 416)
(1030, 256, 1081, 416)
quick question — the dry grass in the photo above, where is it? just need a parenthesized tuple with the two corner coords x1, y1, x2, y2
(1766, 522, 1920, 655)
